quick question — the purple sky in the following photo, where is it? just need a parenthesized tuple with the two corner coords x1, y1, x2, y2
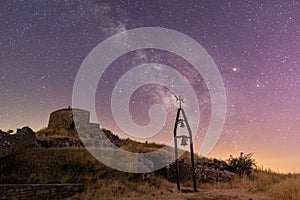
(0, 0, 299, 172)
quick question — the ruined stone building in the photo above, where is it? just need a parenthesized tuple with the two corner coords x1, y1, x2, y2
(48, 107, 100, 131)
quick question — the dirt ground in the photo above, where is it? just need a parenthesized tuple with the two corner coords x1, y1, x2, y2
(120, 188, 271, 200)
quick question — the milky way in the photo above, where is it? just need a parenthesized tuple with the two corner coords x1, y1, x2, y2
(0, 1, 299, 172)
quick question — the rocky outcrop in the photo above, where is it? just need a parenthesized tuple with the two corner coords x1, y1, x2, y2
(0, 127, 36, 158)
(36, 128, 116, 148)
(36, 137, 83, 148)
(166, 158, 235, 183)
(195, 158, 235, 182)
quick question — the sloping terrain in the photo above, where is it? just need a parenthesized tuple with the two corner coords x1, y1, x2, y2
(0, 128, 299, 200)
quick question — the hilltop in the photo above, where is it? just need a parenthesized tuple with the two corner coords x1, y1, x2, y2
(0, 126, 299, 199)
(0, 107, 299, 199)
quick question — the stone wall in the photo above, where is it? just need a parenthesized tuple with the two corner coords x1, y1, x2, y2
(0, 127, 36, 158)
(0, 184, 83, 200)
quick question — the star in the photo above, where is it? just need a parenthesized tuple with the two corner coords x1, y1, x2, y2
(0, 0, 299, 172)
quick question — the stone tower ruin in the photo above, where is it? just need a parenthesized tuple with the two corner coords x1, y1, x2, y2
(47, 107, 100, 131)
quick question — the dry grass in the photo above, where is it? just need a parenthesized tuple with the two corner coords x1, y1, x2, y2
(66, 159, 300, 200)
(0, 147, 100, 183)
(269, 174, 300, 200)
(1, 141, 299, 199)
(69, 176, 176, 200)
(36, 127, 78, 138)
(210, 170, 285, 191)
(189, 171, 300, 200)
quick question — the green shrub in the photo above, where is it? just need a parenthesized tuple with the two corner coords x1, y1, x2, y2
(227, 152, 256, 177)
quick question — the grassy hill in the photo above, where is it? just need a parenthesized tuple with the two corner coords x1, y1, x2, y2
(0, 128, 299, 199)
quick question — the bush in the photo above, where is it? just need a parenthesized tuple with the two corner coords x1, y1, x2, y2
(227, 152, 256, 177)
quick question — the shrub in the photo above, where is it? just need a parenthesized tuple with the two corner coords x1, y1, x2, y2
(227, 152, 256, 177)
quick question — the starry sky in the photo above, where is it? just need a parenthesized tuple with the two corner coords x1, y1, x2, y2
(0, 0, 299, 173)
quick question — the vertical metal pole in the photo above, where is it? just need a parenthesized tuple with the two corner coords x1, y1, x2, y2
(173, 108, 181, 191)
(174, 138, 180, 191)
(190, 141, 197, 192)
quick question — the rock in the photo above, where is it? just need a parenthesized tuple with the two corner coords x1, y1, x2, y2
(36, 137, 83, 148)
(0, 126, 37, 158)
(142, 172, 156, 185)
(165, 158, 235, 183)
(14, 127, 36, 146)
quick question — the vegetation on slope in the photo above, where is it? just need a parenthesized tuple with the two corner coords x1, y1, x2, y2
(0, 128, 299, 199)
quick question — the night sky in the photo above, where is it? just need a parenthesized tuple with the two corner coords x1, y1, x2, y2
(0, 0, 299, 173)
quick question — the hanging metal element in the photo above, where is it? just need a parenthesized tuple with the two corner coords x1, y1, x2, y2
(173, 95, 197, 192)
(180, 120, 185, 128)
(180, 136, 188, 146)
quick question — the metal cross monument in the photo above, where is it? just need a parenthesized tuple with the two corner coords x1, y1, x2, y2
(173, 95, 197, 192)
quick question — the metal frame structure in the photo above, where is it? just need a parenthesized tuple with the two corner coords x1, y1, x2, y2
(173, 95, 197, 192)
